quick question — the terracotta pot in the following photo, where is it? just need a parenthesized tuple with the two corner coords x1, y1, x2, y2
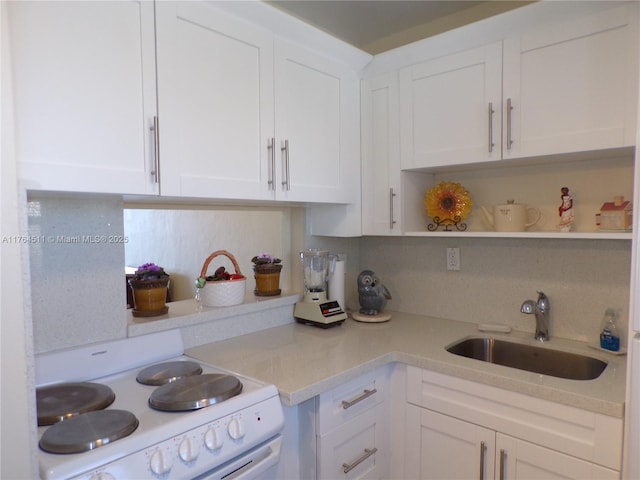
(128, 277, 170, 317)
(253, 264, 282, 296)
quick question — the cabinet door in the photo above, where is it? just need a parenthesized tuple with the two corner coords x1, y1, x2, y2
(503, 4, 638, 159)
(405, 405, 495, 480)
(274, 40, 360, 203)
(9, 1, 158, 194)
(155, 1, 274, 200)
(496, 434, 619, 480)
(361, 73, 402, 235)
(399, 42, 502, 169)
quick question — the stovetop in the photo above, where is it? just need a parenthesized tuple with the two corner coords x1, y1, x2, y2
(35, 330, 284, 480)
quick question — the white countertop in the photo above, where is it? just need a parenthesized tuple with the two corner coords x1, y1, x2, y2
(186, 311, 626, 418)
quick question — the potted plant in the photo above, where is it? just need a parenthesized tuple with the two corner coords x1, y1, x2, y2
(128, 262, 170, 317)
(251, 253, 283, 296)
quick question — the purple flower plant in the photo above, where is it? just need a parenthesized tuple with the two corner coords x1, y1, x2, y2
(134, 262, 169, 280)
(251, 253, 282, 265)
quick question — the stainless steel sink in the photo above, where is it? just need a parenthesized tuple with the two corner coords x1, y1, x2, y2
(446, 337, 607, 380)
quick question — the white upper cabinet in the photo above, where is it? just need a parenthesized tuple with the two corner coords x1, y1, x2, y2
(155, 2, 360, 203)
(155, 2, 274, 200)
(503, 4, 638, 159)
(8, 1, 158, 195)
(361, 73, 402, 235)
(400, 42, 503, 169)
(274, 40, 360, 204)
(399, 3, 638, 171)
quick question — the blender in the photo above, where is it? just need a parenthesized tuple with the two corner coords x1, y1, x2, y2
(294, 249, 347, 327)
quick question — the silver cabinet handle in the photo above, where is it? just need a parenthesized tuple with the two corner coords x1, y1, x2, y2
(280, 139, 290, 191)
(389, 188, 397, 230)
(488, 102, 495, 153)
(267, 138, 275, 190)
(342, 447, 377, 474)
(479, 441, 486, 480)
(506, 98, 514, 150)
(150, 116, 160, 183)
(341, 388, 377, 409)
(499, 449, 506, 480)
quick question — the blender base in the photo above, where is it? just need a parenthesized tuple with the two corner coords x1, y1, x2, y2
(295, 317, 345, 328)
(293, 298, 347, 328)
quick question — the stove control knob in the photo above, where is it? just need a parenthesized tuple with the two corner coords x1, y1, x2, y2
(204, 426, 224, 451)
(178, 436, 199, 463)
(149, 448, 173, 476)
(227, 417, 245, 440)
(88, 473, 115, 480)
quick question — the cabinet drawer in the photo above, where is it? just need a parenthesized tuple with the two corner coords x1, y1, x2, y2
(317, 367, 388, 435)
(318, 403, 388, 480)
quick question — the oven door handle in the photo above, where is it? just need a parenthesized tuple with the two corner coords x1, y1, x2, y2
(196, 435, 282, 480)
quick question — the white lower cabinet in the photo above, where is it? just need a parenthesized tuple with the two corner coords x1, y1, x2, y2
(407, 406, 618, 480)
(404, 366, 622, 479)
(318, 402, 387, 479)
(300, 367, 391, 480)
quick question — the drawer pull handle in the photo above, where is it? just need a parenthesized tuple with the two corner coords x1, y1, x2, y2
(267, 138, 275, 190)
(499, 449, 506, 480)
(488, 102, 495, 153)
(342, 447, 378, 474)
(281, 139, 290, 191)
(341, 388, 377, 409)
(506, 98, 514, 150)
(479, 441, 486, 480)
(389, 188, 397, 230)
(150, 116, 160, 183)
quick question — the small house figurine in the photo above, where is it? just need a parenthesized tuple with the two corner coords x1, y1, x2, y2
(597, 196, 632, 231)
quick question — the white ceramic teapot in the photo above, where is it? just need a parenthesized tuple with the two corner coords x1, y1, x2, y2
(480, 200, 542, 232)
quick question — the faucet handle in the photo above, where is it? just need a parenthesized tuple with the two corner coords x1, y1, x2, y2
(536, 291, 550, 310)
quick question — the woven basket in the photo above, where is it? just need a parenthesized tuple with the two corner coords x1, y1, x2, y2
(199, 250, 246, 307)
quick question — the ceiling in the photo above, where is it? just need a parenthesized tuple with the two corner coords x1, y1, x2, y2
(267, 1, 533, 55)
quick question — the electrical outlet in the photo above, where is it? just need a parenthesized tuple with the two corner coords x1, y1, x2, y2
(446, 247, 460, 271)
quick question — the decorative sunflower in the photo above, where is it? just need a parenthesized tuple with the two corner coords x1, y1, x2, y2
(425, 182, 472, 230)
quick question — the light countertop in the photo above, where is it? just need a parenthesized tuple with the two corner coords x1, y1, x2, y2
(186, 311, 626, 417)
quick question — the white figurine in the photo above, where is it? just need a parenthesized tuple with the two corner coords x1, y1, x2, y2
(558, 187, 574, 232)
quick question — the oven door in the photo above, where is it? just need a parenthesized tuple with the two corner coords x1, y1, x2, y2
(194, 435, 282, 480)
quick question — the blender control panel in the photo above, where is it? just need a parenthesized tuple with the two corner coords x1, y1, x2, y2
(320, 301, 345, 318)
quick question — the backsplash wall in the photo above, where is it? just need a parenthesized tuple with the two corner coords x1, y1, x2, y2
(356, 236, 631, 343)
(28, 193, 632, 353)
(28, 193, 126, 354)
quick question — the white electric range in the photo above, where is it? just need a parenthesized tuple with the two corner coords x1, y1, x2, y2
(35, 329, 284, 480)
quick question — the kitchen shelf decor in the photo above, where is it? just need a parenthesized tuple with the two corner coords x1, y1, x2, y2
(424, 181, 472, 231)
(251, 253, 283, 297)
(196, 250, 246, 307)
(128, 263, 171, 317)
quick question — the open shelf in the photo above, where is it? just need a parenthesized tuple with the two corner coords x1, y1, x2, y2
(401, 149, 635, 241)
(403, 230, 632, 240)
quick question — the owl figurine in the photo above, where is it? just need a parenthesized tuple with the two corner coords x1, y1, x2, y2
(357, 270, 392, 316)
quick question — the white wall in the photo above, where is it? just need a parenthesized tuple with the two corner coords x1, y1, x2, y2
(124, 206, 304, 302)
(1, 2, 38, 476)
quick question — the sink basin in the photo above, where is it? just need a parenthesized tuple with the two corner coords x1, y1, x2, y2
(446, 337, 607, 380)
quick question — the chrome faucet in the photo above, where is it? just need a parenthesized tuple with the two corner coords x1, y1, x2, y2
(521, 291, 550, 342)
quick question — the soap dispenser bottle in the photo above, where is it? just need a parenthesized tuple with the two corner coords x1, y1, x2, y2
(600, 308, 621, 351)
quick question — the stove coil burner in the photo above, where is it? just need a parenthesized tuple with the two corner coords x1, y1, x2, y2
(36, 382, 116, 426)
(39, 410, 139, 454)
(149, 373, 243, 411)
(136, 360, 203, 386)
